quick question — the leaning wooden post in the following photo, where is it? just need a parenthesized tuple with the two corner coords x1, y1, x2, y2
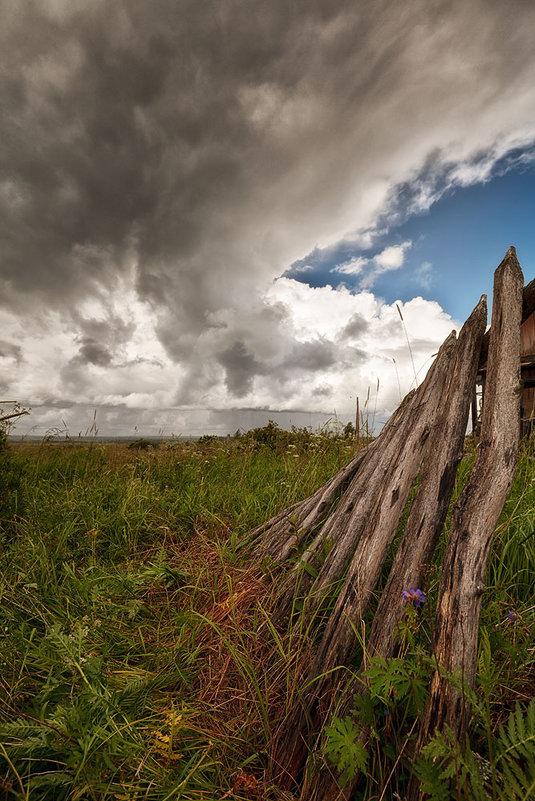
(408, 247, 523, 799)
(0, 410, 29, 424)
(278, 332, 457, 629)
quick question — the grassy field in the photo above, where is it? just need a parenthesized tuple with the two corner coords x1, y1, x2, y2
(0, 426, 534, 800)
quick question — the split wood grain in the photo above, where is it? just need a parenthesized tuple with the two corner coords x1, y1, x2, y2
(408, 246, 523, 800)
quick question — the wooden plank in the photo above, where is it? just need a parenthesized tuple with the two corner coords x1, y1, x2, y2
(276, 332, 457, 627)
(271, 388, 418, 624)
(408, 246, 523, 800)
(522, 386, 535, 420)
(521, 312, 535, 355)
(249, 381, 434, 568)
(248, 445, 369, 563)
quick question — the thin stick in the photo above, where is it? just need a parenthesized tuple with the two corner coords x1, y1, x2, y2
(355, 396, 360, 449)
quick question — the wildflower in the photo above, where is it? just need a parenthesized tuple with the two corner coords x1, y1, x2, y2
(402, 588, 426, 609)
(507, 609, 521, 622)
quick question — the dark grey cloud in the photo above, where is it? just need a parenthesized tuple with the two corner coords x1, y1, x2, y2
(73, 311, 134, 346)
(283, 340, 337, 372)
(66, 311, 135, 368)
(2, 0, 535, 428)
(4, 0, 534, 309)
(312, 385, 334, 398)
(217, 338, 336, 398)
(0, 340, 22, 362)
(3, 0, 340, 311)
(341, 313, 370, 340)
(218, 340, 264, 397)
(75, 337, 112, 366)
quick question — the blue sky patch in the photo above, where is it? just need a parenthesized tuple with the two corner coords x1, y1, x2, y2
(284, 156, 535, 321)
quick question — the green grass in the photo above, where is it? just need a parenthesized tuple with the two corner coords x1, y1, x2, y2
(0, 429, 534, 800)
(0, 433, 352, 800)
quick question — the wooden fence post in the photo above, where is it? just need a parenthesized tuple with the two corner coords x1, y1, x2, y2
(408, 246, 523, 800)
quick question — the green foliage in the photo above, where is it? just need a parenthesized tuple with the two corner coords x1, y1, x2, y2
(415, 701, 535, 801)
(0, 449, 27, 532)
(237, 418, 361, 453)
(342, 421, 356, 439)
(320, 648, 431, 793)
(365, 651, 430, 717)
(0, 433, 534, 799)
(496, 699, 535, 800)
(323, 716, 368, 785)
(0, 435, 354, 799)
(0, 404, 29, 528)
(416, 729, 487, 801)
(197, 433, 220, 444)
(128, 437, 157, 450)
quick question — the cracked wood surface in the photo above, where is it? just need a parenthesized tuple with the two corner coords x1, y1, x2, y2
(408, 246, 523, 800)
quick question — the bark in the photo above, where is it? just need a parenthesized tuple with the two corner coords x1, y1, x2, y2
(272, 331, 458, 785)
(306, 331, 456, 672)
(248, 445, 370, 564)
(301, 295, 487, 801)
(408, 246, 523, 801)
(366, 296, 487, 662)
(271, 388, 416, 624)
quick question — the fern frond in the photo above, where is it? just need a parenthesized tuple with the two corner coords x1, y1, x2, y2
(496, 699, 535, 800)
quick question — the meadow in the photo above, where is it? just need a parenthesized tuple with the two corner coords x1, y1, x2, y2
(0, 424, 534, 800)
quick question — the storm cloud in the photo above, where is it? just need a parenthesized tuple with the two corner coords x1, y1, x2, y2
(2, 0, 535, 434)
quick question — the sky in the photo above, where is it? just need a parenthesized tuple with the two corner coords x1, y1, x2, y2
(2, 0, 535, 438)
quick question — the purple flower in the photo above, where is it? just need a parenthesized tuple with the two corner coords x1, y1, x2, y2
(402, 588, 426, 609)
(507, 609, 521, 622)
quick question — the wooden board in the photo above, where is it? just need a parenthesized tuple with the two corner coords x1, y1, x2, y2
(521, 311, 535, 355)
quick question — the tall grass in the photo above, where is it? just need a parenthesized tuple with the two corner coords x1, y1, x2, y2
(0, 429, 534, 799)
(0, 432, 352, 799)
